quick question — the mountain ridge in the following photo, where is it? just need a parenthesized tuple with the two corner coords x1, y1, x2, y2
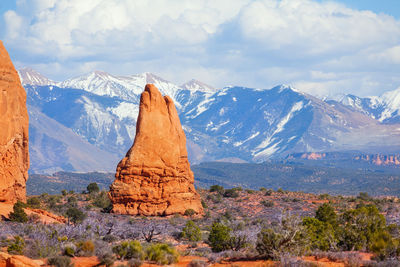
(19, 68, 400, 174)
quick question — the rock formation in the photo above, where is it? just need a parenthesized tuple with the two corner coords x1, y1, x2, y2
(109, 84, 203, 216)
(0, 41, 29, 203)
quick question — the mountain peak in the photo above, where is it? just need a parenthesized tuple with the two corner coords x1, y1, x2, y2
(181, 79, 216, 93)
(18, 67, 56, 86)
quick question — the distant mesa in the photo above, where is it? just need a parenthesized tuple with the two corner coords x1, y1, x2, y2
(109, 84, 203, 216)
(0, 41, 29, 203)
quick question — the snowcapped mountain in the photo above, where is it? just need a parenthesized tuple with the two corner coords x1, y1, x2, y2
(181, 79, 216, 93)
(21, 68, 400, 173)
(57, 71, 207, 109)
(18, 67, 56, 86)
(335, 87, 400, 124)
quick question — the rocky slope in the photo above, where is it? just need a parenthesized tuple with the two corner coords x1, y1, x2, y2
(0, 41, 29, 203)
(109, 84, 203, 216)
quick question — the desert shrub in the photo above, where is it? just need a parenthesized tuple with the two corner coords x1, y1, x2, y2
(145, 243, 179, 265)
(76, 240, 95, 256)
(7, 236, 25, 255)
(209, 185, 224, 194)
(370, 231, 400, 261)
(63, 246, 75, 257)
(358, 192, 372, 201)
(93, 191, 112, 209)
(27, 197, 41, 209)
(184, 209, 196, 217)
(9, 201, 28, 223)
(260, 200, 274, 207)
(112, 240, 144, 260)
(128, 258, 143, 267)
(98, 252, 116, 267)
(245, 189, 255, 194)
(338, 204, 386, 251)
(65, 207, 86, 224)
(180, 220, 202, 242)
(87, 182, 100, 194)
(208, 222, 232, 252)
(223, 188, 239, 198)
(315, 203, 337, 228)
(256, 215, 307, 260)
(277, 188, 284, 193)
(103, 234, 118, 243)
(48, 256, 74, 267)
(188, 259, 208, 267)
(303, 217, 337, 251)
(264, 189, 273, 196)
(201, 200, 208, 209)
(61, 190, 68, 196)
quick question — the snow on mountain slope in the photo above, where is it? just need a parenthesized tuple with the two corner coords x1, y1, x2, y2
(380, 87, 400, 123)
(58, 71, 186, 108)
(335, 87, 400, 124)
(29, 105, 119, 174)
(181, 79, 216, 93)
(18, 67, 56, 86)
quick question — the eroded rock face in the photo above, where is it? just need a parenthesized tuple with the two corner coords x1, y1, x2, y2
(109, 84, 203, 216)
(0, 41, 29, 204)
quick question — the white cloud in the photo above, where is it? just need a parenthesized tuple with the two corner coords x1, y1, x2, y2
(2, 0, 400, 97)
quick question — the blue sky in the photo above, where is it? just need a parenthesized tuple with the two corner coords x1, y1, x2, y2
(1, 0, 400, 97)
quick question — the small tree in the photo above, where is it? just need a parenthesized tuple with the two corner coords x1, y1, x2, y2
(181, 220, 202, 242)
(9, 201, 28, 223)
(87, 183, 100, 194)
(208, 222, 232, 252)
(315, 203, 337, 228)
(65, 207, 86, 224)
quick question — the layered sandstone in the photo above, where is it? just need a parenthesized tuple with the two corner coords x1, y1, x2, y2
(0, 41, 29, 203)
(109, 84, 203, 216)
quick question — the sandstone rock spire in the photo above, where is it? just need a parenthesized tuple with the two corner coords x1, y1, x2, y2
(0, 41, 29, 203)
(109, 84, 203, 216)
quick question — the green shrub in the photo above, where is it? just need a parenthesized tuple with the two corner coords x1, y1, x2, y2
(63, 246, 75, 257)
(338, 204, 386, 251)
(76, 240, 95, 256)
(223, 188, 239, 198)
(260, 200, 274, 207)
(87, 182, 100, 194)
(181, 220, 202, 242)
(65, 207, 86, 224)
(47, 256, 74, 267)
(27, 197, 41, 209)
(184, 209, 196, 217)
(315, 203, 337, 228)
(303, 217, 336, 251)
(9, 201, 28, 223)
(93, 191, 111, 209)
(97, 252, 116, 267)
(209, 185, 224, 194)
(208, 222, 232, 252)
(128, 258, 143, 267)
(112, 240, 144, 260)
(145, 243, 179, 265)
(7, 236, 25, 255)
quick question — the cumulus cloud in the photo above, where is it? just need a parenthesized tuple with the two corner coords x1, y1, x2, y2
(2, 0, 400, 96)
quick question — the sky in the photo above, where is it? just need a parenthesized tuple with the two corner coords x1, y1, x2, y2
(1, 0, 400, 98)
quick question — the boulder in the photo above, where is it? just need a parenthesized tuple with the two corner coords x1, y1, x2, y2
(0, 41, 29, 204)
(109, 84, 203, 216)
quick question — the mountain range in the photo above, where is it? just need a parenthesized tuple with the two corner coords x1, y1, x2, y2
(18, 67, 400, 174)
